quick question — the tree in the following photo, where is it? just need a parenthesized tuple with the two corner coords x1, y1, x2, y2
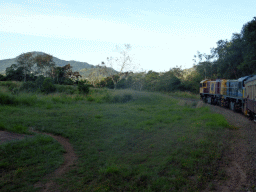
(34, 54, 56, 77)
(53, 66, 66, 84)
(155, 71, 182, 92)
(72, 71, 82, 81)
(78, 81, 90, 95)
(239, 17, 256, 75)
(5, 64, 23, 81)
(41, 78, 56, 93)
(87, 64, 107, 86)
(129, 72, 145, 91)
(97, 44, 136, 89)
(0, 74, 6, 81)
(16, 52, 34, 82)
(183, 70, 202, 93)
(144, 70, 159, 91)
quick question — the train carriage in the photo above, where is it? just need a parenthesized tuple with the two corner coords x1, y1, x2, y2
(200, 76, 252, 109)
(244, 75, 256, 120)
(200, 75, 256, 122)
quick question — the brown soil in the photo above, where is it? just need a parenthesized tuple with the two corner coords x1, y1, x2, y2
(0, 131, 34, 144)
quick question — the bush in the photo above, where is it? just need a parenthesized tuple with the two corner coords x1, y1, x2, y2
(63, 78, 74, 85)
(55, 85, 76, 94)
(0, 92, 16, 105)
(20, 81, 37, 92)
(0, 81, 19, 89)
(78, 81, 90, 95)
(112, 94, 133, 103)
(41, 78, 56, 94)
(0, 122, 5, 130)
(116, 79, 127, 89)
(0, 74, 6, 81)
(35, 75, 45, 90)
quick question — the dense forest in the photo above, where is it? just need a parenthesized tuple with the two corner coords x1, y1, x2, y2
(194, 17, 256, 80)
(0, 17, 255, 94)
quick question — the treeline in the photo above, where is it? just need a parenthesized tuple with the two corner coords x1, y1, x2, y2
(0, 52, 90, 95)
(95, 68, 201, 93)
(0, 52, 82, 84)
(96, 17, 256, 93)
(194, 17, 256, 79)
(1, 17, 255, 94)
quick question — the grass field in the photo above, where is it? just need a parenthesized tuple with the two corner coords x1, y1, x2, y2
(0, 82, 233, 191)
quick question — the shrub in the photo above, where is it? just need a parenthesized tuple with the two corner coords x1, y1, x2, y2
(0, 122, 5, 130)
(63, 78, 74, 85)
(35, 75, 45, 90)
(86, 96, 94, 102)
(102, 93, 111, 102)
(0, 74, 6, 81)
(122, 94, 133, 102)
(112, 94, 133, 103)
(0, 92, 16, 105)
(55, 85, 76, 94)
(0, 81, 19, 89)
(78, 81, 90, 95)
(41, 78, 56, 94)
(20, 81, 37, 92)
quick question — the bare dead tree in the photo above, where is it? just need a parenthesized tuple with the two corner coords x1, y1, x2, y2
(105, 44, 136, 89)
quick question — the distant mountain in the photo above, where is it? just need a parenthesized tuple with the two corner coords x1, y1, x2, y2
(0, 52, 117, 79)
(0, 58, 15, 74)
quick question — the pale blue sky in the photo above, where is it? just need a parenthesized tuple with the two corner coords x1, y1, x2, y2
(0, 0, 255, 72)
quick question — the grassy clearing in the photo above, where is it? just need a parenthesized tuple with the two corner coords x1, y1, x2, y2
(0, 84, 232, 191)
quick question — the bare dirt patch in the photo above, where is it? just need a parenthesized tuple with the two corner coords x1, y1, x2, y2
(0, 131, 34, 144)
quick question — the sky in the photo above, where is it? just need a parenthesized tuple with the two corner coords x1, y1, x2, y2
(0, 0, 255, 72)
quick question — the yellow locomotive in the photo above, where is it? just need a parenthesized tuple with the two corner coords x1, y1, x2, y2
(200, 75, 256, 121)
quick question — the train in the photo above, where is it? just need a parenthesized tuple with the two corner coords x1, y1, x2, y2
(199, 75, 256, 122)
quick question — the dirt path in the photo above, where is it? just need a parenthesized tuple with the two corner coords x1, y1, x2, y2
(200, 102, 256, 191)
(0, 131, 34, 144)
(33, 131, 78, 192)
(0, 130, 77, 192)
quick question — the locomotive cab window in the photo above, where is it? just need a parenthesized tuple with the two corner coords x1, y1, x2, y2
(238, 82, 242, 89)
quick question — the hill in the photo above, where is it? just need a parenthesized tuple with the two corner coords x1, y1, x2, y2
(0, 52, 117, 79)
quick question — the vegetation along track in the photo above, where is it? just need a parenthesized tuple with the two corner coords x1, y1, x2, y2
(177, 97, 256, 190)
(198, 100, 256, 191)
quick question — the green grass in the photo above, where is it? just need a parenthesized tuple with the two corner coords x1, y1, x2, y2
(0, 85, 233, 191)
(0, 135, 65, 192)
(167, 91, 200, 100)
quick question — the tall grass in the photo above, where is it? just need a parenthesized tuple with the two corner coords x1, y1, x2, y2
(167, 91, 200, 99)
